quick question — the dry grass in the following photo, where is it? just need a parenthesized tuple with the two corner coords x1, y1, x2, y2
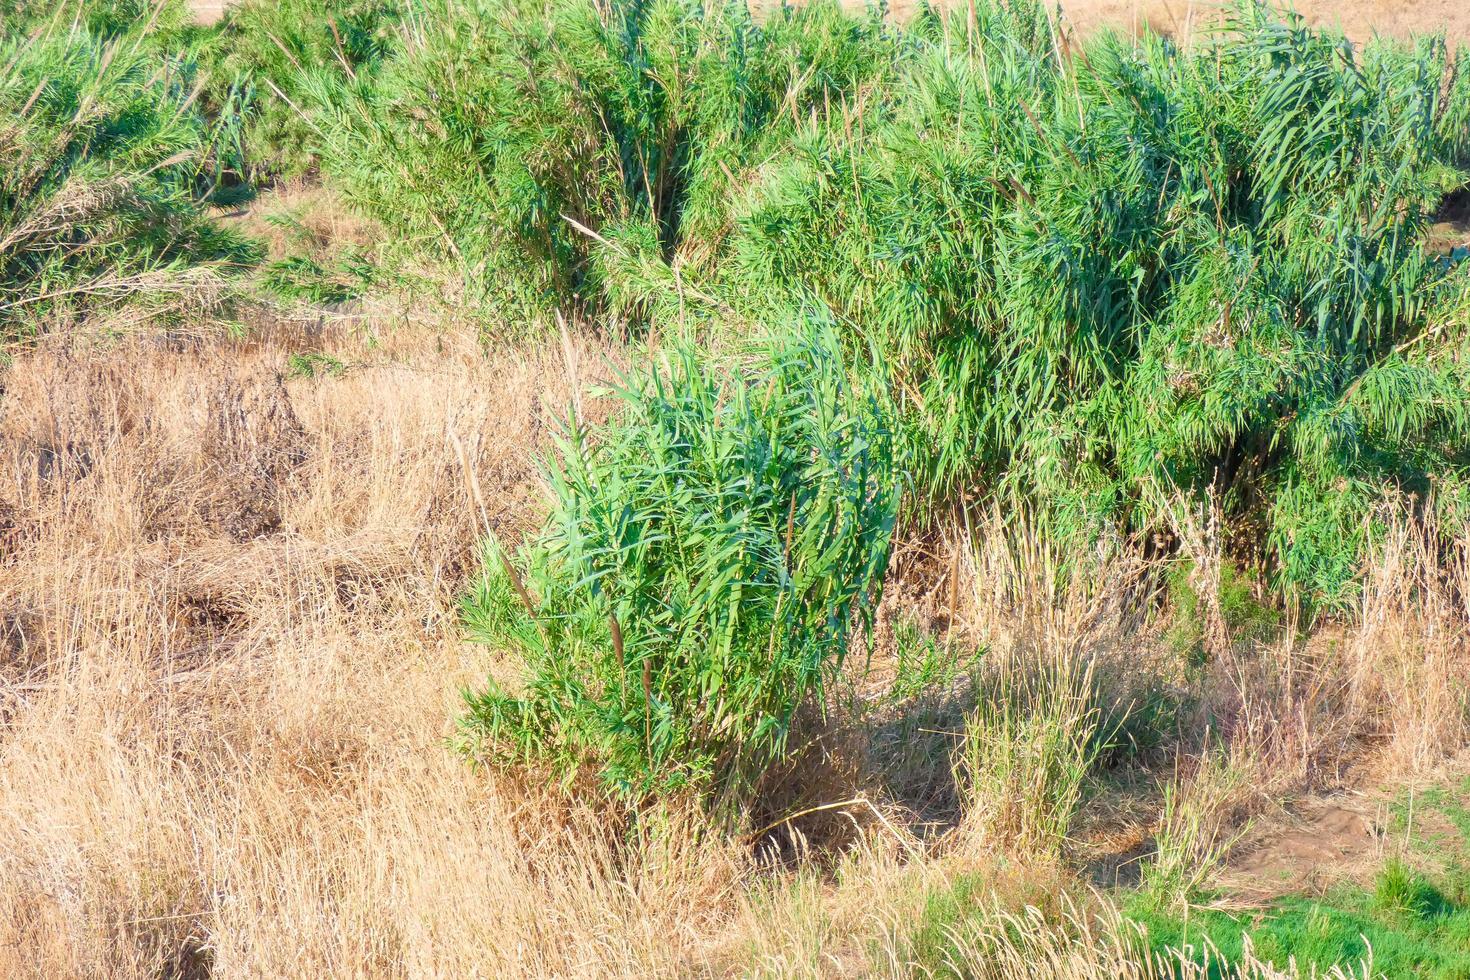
(0, 312, 1032, 977)
(0, 316, 744, 978)
(943, 497, 1470, 900)
(219, 182, 383, 266)
(0, 303, 1466, 977)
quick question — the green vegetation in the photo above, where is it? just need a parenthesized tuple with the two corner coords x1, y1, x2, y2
(1122, 777, 1470, 978)
(1375, 858, 1446, 921)
(7, 0, 1470, 970)
(281, 0, 1470, 607)
(954, 653, 1104, 856)
(457, 325, 901, 803)
(285, 349, 347, 378)
(1166, 560, 1281, 663)
(0, 10, 256, 338)
(887, 619, 980, 706)
(897, 849, 1470, 979)
(0, 0, 200, 41)
(725, 1, 1470, 607)
(11, 0, 1470, 610)
(1126, 873, 1470, 979)
(895, 724, 1470, 977)
(905, 871, 996, 975)
(202, 0, 403, 178)
(291, 0, 1470, 809)
(1393, 778, 1470, 848)
(263, 253, 371, 304)
(309, 0, 896, 327)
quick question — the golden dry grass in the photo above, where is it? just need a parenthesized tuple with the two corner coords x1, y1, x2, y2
(0, 302, 1466, 977)
(0, 315, 965, 977)
(0, 318, 730, 977)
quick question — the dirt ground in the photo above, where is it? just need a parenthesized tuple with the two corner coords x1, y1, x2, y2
(1056, 0, 1470, 44)
(191, 0, 225, 24)
(189, 0, 1470, 43)
(1216, 750, 1470, 905)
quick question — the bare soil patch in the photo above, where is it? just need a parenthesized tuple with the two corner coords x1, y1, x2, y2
(191, 0, 1470, 43)
(1057, 0, 1470, 45)
(1217, 752, 1470, 904)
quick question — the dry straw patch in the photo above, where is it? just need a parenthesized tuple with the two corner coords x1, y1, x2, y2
(0, 320, 759, 978)
(0, 315, 1466, 978)
(947, 499, 1470, 894)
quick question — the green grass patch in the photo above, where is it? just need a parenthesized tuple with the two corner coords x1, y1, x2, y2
(1126, 876, 1470, 979)
(1128, 778, 1470, 978)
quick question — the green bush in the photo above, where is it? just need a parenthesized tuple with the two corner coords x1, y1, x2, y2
(457, 324, 902, 804)
(1166, 559, 1281, 662)
(1376, 858, 1449, 922)
(309, 0, 897, 328)
(0, 0, 199, 40)
(203, 0, 403, 179)
(0, 14, 256, 337)
(725, 0, 1470, 607)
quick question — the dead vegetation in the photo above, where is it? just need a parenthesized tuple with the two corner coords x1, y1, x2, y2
(5, 0, 1470, 970)
(0, 316, 671, 977)
(0, 294, 1464, 976)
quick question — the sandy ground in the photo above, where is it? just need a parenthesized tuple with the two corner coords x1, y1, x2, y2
(1058, 0, 1470, 43)
(189, 0, 1470, 44)
(192, 0, 226, 24)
